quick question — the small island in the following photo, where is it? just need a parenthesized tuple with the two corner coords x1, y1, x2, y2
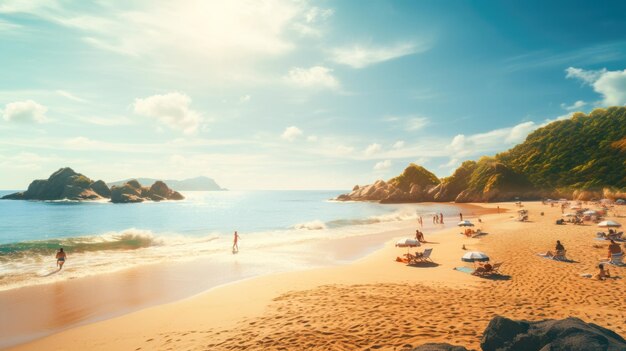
(2, 167, 184, 203)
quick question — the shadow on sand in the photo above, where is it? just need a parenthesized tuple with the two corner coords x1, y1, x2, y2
(407, 262, 440, 268)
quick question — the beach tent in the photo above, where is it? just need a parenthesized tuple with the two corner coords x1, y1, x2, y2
(461, 251, 489, 262)
(598, 220, 622, 228)
(458, 220, 474, 227)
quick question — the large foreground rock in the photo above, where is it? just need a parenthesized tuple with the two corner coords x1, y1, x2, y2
(480, 315, 626, 351)
(1, 167, 110, 201)
(412, 343, 469, 351)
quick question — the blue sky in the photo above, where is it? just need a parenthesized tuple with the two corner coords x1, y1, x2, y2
(1, 0, 626, 190)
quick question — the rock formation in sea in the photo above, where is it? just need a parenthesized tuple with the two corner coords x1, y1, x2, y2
(2, 167, 184, 203)
(1, 167, 109, 200)
(108, 176, 225, 191)
(409, 316, 626, 351)
(109, 179, 184, 203)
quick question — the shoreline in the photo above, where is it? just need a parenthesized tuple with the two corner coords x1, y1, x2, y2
(1, 202, 490, 349)
(14, 201, 624, 350)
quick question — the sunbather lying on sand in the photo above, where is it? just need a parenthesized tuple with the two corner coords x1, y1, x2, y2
(472, 262, 492, 276)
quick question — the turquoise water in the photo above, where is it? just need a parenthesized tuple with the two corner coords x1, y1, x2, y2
(0, 190, 462, 290)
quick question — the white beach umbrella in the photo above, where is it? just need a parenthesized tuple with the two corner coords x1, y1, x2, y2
(583, 210, 597, 216)
(458, 220, 474, 227)
(617, 199, 625, 205)
(461, 251, 490, 262)
(396, 238, 421, 247)
(562, 213, 576, 217)
(396, 238, 420, 254)
(598, 220, 622, 228)
(570, 205, 581, 210)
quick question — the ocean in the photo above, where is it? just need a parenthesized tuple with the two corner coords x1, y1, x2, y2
(0, 190, 464, 291)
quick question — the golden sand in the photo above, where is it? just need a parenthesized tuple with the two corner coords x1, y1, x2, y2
(10, 202, 626, 351)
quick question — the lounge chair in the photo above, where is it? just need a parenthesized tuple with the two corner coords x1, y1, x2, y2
(472, 262, 503, 276)
(609, 253, 624, 265)
(553, 250, 567, 261)
(409, 248, 433, 264)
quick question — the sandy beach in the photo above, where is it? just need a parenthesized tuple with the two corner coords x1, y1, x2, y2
(7, 201, 626, 351)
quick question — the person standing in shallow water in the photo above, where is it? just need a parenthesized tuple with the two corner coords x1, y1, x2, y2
(232, 231, 241, 253)
(56, 248, 67, 270)
(459, 213, 463, 221)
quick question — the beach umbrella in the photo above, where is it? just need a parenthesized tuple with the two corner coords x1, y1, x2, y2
(396, 238, 420, 254)
(461, 251, 490, 262)
(617, 199, 625, 205)
(570, 205, 581, 210)
(395, 238, 421, 247)
(458, 220, 474, 227)
(562, 213, 576, 217)
(583, 210, 597, 216)
(598, 220, 622, 228)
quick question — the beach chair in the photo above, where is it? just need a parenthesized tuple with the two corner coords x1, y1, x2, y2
(490, 262, 503, 274)
(409, 248, 433, 264)
(553, 250, 567, 261)
(610, 253, 624, 265)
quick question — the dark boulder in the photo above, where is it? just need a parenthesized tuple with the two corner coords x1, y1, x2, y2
(110, 182, 142, 203)
(480, 316, 626, 351)
(1, 167, 106, 201)
(110, 180, 184, 203)
(412, 343, 470, 351)
(90, 180, 111, 198)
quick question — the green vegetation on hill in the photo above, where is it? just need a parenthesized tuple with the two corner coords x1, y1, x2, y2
(388, 163, 440, 192)
(496, 106, 626, 190)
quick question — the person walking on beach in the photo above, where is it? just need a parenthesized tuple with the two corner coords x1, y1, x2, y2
(56, 248, 67, 270)
(232, 231, 241, 253)
(459, 212, 463, 221)
(440, 213, 444, 224)
(418, 216, 423, 228)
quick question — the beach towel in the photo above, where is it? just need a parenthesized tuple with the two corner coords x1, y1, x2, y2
(536, 253, 574, 263)
(453, 267, 474, 274)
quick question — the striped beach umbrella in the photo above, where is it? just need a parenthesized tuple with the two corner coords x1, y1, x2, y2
(598, 220, 621, 228)
(458, 220, 474, 227)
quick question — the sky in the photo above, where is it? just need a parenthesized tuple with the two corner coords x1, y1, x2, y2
(1, 0, 626, 190)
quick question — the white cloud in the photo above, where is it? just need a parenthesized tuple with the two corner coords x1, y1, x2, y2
(448, 120, 539, 157)
(305, 7, 333, 23)
(565, 67, 607, 84)
(406, 117, 429, 131)
(281, 126, 303, 141)
(335, 145, 354, 155)
(566, 67, 626, 106)
(364, 143, 382, 156)
(56, 89, 87, 103)
(374, 160, 391, 171)
(307, 135, 318, 142)
(284, 66, 340, 90)
(392, 140, 405, 149)
(331, 41, 429, 69)
(133, 92, 202, 134)
(239, 95, 251, 103)
(560, 100, 586, 111)
(2, 100, 47, 123)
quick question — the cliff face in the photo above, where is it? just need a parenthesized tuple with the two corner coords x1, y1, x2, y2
(2, 168, 184, 203)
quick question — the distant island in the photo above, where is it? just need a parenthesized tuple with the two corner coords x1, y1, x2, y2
(2, 167, 185, 203)
(108, 176, 225, 191)
(337, 106, 626, 203)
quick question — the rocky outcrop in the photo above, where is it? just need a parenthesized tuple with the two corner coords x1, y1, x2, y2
(110, 179, 184, 203)
(480, 316, 626, 351)
(336, 164, 440, 203)
(1, 167, 110, 201)
(337, 159, 542, 204)
(411, 343, 469, 351)
(2, 167, 184, 204)
(409, 316, 626, 351)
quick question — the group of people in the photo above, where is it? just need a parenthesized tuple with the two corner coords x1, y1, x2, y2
(432, 213, 444, 224)
(544, 239, 623, 280)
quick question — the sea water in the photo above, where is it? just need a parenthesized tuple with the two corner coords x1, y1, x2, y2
(0, 190, 463, 291)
